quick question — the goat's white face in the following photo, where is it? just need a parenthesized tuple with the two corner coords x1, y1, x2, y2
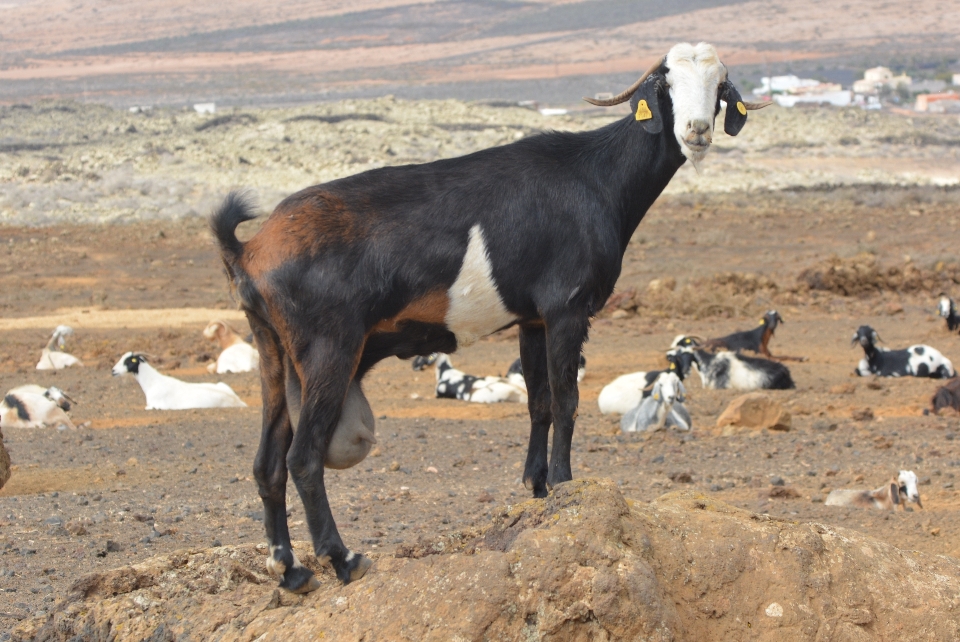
(898, 470, 921, 505)
(664, 43, 726, 166)
(653, 372, 683, 405)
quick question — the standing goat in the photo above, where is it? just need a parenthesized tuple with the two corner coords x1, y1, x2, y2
(203, 320, 260, 373)
(620, 371, 691, 432)
(852, 325, 955, 378)
(825, 470, 922, 510)
(36, 325, 83, 370)
(1, 385, 76, 430)
(939, 295, 959, 332)
(212, 42, 767, 591)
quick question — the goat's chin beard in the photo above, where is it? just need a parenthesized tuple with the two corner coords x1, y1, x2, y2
(681, 144, 709, 173)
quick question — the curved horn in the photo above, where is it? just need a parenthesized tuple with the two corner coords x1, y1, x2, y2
(583, 56, 665, 106)
(741, 99, 774, 110)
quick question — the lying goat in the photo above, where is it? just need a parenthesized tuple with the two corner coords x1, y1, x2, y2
(413, 354, 527, 403)
(825, 470, 922, 510)
(939, 295, 959, 333)
(932, 378, 960, 414)
(203, 320, 260, 373)
(1, 385, 76, 430)
(702, 310, 806, 361)
(36, 325, 83, 370)
(853, 325, 955, 378)
(620, 371, 691, 432)
(598, 353, 686, 415)
(506, 354, 586, 391)
(112, 352, 247, 410)
(212, 41, 768, 590)
(672, 343, 795, 390)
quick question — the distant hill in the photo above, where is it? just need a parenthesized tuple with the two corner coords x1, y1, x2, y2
(0, 0, 957, 106)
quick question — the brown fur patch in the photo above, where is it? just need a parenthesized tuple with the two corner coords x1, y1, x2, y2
(371, 290, 450, 335)
(242, 190, 366, 277)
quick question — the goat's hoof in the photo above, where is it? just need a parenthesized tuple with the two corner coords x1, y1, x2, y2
(338, 553, 373, 584)
(279, 566, 321, 594)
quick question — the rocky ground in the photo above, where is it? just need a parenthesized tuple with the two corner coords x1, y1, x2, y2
(1, 99, 960, 638)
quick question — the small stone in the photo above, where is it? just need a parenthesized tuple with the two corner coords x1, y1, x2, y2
(770, 476, 785, 486)
(765, 602, 784, 617)
(106, 540, 122, 553)
(931, 528, 941, 536)
(611, 309, 629, 320)
(126, 457, 138, 467)
(389, 461, 400, 472)
(477, 491, 495, 503)
(425, 466, 439, 474)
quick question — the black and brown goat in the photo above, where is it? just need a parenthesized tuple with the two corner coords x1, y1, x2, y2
(212, 42, 768, 592)
(703, 310, 805, 361)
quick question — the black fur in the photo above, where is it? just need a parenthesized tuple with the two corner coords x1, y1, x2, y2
(212, 70, 752, 591)
(704, 310, 782, 356)
(853, 325, 955, 379)
(4, 394, 31, 421)
(676, 348, 794, 390)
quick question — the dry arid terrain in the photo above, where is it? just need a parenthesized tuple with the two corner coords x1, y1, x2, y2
(1, 0, 958, 106)
(1, 99, 960, 638)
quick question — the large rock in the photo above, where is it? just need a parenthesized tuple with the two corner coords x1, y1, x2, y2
(16, 479, 960, 642)
(716, 392, 792, 434)
(0, 425, 11, 490)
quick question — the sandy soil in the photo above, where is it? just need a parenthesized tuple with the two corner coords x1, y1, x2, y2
(2, 185, 960, 625)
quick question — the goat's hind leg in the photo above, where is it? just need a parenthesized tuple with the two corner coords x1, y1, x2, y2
(520, 325, 552, 498)
(545, 315, 589, 489)
(287, 333, 372, 585)
(250, 321, 318, 593)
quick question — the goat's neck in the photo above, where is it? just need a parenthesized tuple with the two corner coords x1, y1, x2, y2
(134, 363, 167, 388)
(584, 115, 686, 251)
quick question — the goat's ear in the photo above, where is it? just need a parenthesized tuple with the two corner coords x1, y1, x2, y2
(891, 482, 900, 504)
(719, 80, 748, 136)
(630, 76, 664, 134)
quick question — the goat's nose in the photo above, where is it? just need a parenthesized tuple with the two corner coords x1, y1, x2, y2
(689, 119, 710, 136)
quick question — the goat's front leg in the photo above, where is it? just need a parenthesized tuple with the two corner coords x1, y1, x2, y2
(519, 325, 552, 498)
(250, 322, 317, 593)
(545, 315, 589, 489)
(287, 333, 372, 585)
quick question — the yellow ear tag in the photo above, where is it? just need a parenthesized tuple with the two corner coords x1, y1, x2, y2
(653, 392, 660, 400)
(736, 101, 746, 116)
(635, 100, 653, 121)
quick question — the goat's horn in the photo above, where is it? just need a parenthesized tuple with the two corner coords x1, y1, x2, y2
(583, 56, 665, 107)
(741, 100, 774, 110)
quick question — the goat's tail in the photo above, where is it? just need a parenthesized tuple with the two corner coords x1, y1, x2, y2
(210, 191, 257, 272)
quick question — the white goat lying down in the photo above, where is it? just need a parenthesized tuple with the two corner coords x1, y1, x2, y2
(412, 353, 527, 403)
(825, 470, 922, 510)
(1, 385, 77, 430)
(203, 320, 260, 373)
(112, 352, 247, 410)
(36, 325, 83, 370)
(620, 371, 691, 433)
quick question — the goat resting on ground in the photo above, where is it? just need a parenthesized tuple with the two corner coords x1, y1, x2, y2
(825, 470, 922, 510)
(852, 325, 955, 378)
(211, 42, 767, 591)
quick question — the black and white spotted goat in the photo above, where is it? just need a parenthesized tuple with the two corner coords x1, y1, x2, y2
(670, 338, 795, 390)
(412, 353, 527, 403)
(620, 370, 691, 432)
(507, 354, 586, 391)
(852, 325, 955, 378)
(211, 42, 768, 591)
(939, 295, 959, 333)
(1, 385, 76, 430)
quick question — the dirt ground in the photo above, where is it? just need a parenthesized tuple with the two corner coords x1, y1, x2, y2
(2, 186, 960, 626)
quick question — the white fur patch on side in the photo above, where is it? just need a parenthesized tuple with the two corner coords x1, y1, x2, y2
(445, 225, 516, 347)
(726, 355, 766, 390)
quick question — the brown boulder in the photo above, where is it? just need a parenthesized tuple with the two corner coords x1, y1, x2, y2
(715, 392, 792, 434)
(16, 479, 960, 642)
(0, 425, 11, 490)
